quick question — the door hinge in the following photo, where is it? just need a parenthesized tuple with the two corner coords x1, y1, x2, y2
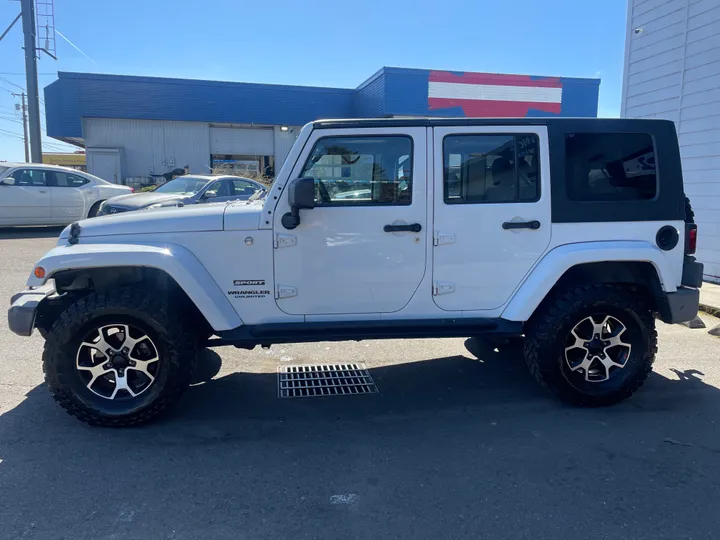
(276, 284, 297, 299)
(274, 233, 297, 249)
(433, 281, 455, 295)
(433, 231, 456, 246)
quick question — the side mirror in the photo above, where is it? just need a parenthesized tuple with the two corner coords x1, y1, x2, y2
(203, 190, 217, 199)
(0, 177, 15, 186)
(281, 177, 315, 230)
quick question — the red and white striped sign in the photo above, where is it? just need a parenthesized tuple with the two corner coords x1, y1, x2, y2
(428, 70, 563, 117)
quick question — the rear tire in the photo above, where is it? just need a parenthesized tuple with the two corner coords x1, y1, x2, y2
(87, 200, 104, 218)
(524, 284, 657, 407)
(43, 287, 198, 426)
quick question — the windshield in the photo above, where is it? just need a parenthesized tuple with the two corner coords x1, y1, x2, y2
(0, 166, 9, 175)
(154, 177, 209, 195)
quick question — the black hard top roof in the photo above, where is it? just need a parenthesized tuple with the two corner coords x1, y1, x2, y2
(313, 117, 673, 129)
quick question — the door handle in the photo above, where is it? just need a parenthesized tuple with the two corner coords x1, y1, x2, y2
(502, 220, 540, 230)
(384, 223, 422, 233)
(38, 190, 47, 193)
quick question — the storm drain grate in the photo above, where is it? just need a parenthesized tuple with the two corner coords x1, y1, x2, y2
(278, 364, 378, 398)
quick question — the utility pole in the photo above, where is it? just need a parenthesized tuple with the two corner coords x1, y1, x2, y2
(20, 0, 42, 163)
(12, 92, 30, 162)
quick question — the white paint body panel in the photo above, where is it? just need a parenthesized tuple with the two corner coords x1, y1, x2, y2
(28, 242, 242, 331)
(621, 0, 720, 282)
(431, 125, 552, 311)
(272, 127, 428, 315)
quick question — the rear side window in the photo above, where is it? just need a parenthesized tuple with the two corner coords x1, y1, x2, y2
(565, 133, 657, 201)
(443, 134, 540, 204)
(54, 172, 89, 187)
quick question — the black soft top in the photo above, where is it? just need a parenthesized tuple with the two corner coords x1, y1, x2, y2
(313, 117, 675, 131)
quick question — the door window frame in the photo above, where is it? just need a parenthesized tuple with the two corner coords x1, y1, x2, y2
(297, 134, 415, 207)
(442, 133, 542, 205)
(433, 125, 550, 208)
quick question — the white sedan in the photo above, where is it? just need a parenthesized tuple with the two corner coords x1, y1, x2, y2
(0, 163, 133, 226)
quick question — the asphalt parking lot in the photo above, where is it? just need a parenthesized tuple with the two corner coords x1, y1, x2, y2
(1, 228, 720, 540)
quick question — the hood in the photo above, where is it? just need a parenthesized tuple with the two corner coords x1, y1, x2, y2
(60, 204, 227, 239)
(223, 200, 264, 231)
(106, 192, 188, 209)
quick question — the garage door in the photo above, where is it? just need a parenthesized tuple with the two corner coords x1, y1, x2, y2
(209, 128, 274, 155)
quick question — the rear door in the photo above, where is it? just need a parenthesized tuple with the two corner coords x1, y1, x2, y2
(49, 171, 89, 222)
(432, 125, 551, 311)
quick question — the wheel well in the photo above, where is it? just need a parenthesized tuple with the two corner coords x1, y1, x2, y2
(37, 267, 212, 338)
(549, 261, 666, 312)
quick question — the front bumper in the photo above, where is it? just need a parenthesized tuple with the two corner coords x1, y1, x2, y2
(8, 284, 55, 337)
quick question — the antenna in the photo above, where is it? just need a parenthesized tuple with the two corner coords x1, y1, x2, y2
(36, 0, 56, 59)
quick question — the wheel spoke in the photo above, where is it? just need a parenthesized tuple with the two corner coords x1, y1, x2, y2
(591, 315, 610, 337)
(566, 328, 587, 351)
(77, 362, 112, 390)
(110, 372, 137, 399)
(127, 358, 158, 383)
(117, 324, 150, 353)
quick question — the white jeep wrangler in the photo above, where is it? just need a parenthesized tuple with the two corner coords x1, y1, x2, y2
(8, 118, 703, 426)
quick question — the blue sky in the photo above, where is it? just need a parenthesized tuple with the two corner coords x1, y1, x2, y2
(0, 0, 628, 162)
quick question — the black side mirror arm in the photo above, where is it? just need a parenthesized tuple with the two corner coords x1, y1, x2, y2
(281, 207, 300, 230)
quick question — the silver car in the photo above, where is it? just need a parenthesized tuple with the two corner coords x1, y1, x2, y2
(98, 175, 266, 216)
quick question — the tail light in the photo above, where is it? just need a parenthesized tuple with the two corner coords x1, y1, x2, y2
(686, 223, 697, 255)
(129, 187, 135, 193)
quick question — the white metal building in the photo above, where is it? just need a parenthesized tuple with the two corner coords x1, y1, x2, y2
(621, 0, 720, 282)
(82, 119, 299, 183)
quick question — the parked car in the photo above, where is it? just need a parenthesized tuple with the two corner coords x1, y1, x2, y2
(0, 163, 133, 226)
(98, 175, 266, 216)
(8, 117, 702, 427)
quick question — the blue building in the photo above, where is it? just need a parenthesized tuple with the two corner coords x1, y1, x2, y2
(45, 67, 600, 183)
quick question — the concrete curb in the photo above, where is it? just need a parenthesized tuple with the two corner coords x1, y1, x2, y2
(699, 303, 720, 318)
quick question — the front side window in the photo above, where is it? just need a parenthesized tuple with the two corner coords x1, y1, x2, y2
(443, 134, 540, 204)
(9, 168, 50, 187)
(565, 133, 657, 201)
(300, 136, 413, 206)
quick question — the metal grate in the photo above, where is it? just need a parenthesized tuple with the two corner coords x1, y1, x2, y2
(278, 364, 378, 398)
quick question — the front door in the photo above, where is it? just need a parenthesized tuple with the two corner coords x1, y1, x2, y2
(273, 127, 427, 315)
(432, 126, 552, 311)
(0, 168, 53, 225)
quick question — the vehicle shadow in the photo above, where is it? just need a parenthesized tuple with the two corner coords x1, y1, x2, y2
(0, 226, 65, 240)
(1, 339, 719, 539)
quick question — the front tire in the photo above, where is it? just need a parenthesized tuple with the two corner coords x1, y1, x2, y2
(43, 287, 198, 426)
(524, 284, 657, 407)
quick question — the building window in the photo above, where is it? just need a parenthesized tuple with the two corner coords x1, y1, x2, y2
(565, 133, 657, 201)
(301, 136, 413, 206)
(443, 134, 540, 204)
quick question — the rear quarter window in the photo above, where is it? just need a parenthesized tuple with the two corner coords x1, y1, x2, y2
(565, 133, 657, 201)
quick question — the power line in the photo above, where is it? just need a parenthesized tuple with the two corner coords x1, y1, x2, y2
(0, 132, 23, 141)
(0, 115, 23, 125)
(0, 76, 24, 91)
